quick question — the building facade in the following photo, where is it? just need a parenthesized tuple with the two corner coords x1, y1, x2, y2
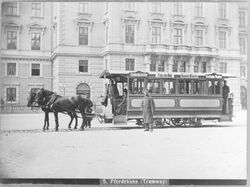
(0, 1, 248, 112)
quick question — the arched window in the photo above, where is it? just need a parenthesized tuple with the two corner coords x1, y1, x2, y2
(76, 83, 90, 98)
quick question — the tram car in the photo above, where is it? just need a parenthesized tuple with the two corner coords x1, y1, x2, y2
(99, 70, 235, 126)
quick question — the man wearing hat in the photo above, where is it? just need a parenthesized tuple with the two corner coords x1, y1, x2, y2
(141, 89, 155, 132)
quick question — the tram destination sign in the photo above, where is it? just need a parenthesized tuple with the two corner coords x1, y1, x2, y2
(156, 73, 173, 78)
(180, 74, 199, 79)
(206, 74, 222, 79)
(129, 71, 148, 78)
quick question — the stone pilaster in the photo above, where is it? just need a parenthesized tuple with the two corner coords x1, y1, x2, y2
(189, 56, 195, 73)
(210, 57, 217, 73)
(144, 55, 151, 72)
(167, 56, 173, 73)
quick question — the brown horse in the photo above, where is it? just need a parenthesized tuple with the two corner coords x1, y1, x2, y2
(34, 88, 93, 131)
(27, 90, 55, 131)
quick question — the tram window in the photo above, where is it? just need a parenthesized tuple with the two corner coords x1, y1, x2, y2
(193, 81, 199, 94)
(116, 82, 124, 97)
(130, 78, 144, 94)
(192, 80, 205, 95)
(179, 80, 191, 94)
(208, 80, 220, 95)
(163, 80, 175, 94)
(147, 80, 160, 94)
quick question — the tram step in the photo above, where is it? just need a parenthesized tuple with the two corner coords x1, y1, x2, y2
(220, 114, 232, 122)
(113, 115, 127, 125)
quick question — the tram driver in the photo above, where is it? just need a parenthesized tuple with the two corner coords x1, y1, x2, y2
(108, 79, 119, 114)
(222, 80, 230, 114)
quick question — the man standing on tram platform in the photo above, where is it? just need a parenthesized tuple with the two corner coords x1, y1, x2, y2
(108, 79, 119, 114)
(141, 89, 155, 132)
(222, 80, 230, 114)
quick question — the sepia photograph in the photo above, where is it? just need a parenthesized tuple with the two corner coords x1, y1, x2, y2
(0, 0, 248, 185)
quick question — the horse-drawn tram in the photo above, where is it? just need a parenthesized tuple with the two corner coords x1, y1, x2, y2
(100, 70, 234, 126)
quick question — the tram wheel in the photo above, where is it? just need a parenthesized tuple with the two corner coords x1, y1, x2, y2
(171, 118, 184, 126)
(190, 118, 202, 126)
(104, 118, 113, 123)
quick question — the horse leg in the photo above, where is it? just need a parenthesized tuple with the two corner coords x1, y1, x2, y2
(67, 112, 74, 130)
(46, 112, 50, 130)
(73, 112, 78, 129)
(43, 112, 47, 131)
(54, 111, 59, 131)
(80, 111, 86, 131)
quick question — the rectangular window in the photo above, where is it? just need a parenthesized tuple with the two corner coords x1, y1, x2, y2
(163, 80, 175, 94)
(125, 2, 135, 11)
(201, 61, 207, 73)
(240, 66, 246, 77)
(194, 61, 199, 72)
(7, 63, 16, 76)
(32, 3, 42, 17)
(239, 11, 246, 27)
(195, 3, 203, 17)
(174, 3, 182, 15)
(6, 88, 16, 103)
(7, 31, 17, 50)
(125, 25, 135, 44)
(179, 80, 192, 94)
(219, 62, 227, 73)
(158, 60, 165, 72)
(152, 2, 161, 13)
(31, 33, 41, 50)
(239, 35, 246, 55)
(219, 3, 226, 19)
(219, 31, 226, 49)
(130, 78, 144, 94)
(79, 27, 88, 45)
(31, 63, 40, 76)
(79, 2, 89, 13)
(195, 29, 203, 46)
(174, 28, 182, 45)
(150, 59, 156, 72)
(179, 61, 186, 72)
(125, 58, 135, 71)
(79, 60, 88, 73)
(7, 2, 17, 15)
(152, 27, 161, 44)
(172, 60, 178, 72)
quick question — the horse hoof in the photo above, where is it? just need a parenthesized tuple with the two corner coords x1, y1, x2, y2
(43, 128, 45, 131)
(55, 129, 58, 131)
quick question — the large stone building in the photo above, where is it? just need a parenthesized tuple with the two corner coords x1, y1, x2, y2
(0, 1, 248, 112)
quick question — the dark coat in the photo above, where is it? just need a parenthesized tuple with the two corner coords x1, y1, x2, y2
(141, 96, 155, 124)
(222, 85, 230, 98)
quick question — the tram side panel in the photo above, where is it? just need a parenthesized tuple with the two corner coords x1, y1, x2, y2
(127, 95, 224, 120)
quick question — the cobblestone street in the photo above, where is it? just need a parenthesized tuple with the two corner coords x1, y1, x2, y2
(0, 111, 247, 179)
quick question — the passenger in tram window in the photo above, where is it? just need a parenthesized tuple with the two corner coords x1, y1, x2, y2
(222, 80, 230, 114)
(179, 82, 185, 94)
(208, 81, 215, 95)
(170, 88, 175, 94)
(215, 81, 220, 94)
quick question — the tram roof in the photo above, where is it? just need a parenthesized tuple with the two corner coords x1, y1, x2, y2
(99, 70, 236, 79)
